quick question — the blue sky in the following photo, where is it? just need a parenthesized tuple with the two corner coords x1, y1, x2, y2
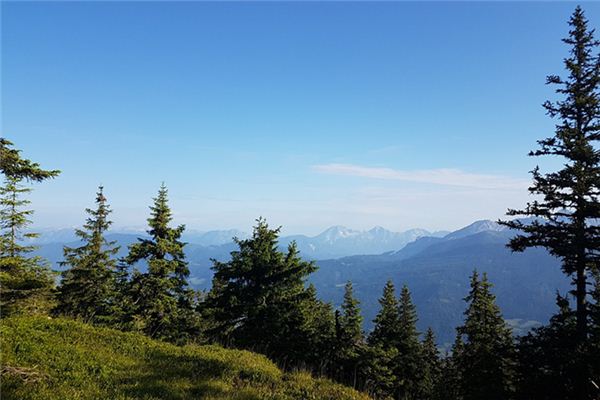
(2, 1, 599, 235)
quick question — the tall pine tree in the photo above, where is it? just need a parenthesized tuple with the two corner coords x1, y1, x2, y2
(334, 281, 365, 388)
(454, 271, 516, 400)
(56, 186, 119, 324)
(500, 5, 600, 348)
(124, 184, 198, 342)
(421, 327, 441, 400)
(365, 280, 400, 399)
(368, 280, 400, 348)
(0, 139, 59, 316)
(394, 284, 425, 400)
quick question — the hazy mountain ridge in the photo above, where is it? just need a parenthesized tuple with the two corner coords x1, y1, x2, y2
(311, 222, 568, 345)
(30, 219, 568, 345)
(32, 225, 446, 265)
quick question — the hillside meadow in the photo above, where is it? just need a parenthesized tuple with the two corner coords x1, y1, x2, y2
(0, 317, 370, 400)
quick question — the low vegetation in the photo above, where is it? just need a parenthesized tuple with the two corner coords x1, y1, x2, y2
(0, 316, 370, 400)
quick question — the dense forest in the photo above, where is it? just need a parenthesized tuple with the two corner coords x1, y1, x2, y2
(2, 6, 600, 400)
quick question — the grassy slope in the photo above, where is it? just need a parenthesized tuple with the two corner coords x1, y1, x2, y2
(1, 317, 369, 400)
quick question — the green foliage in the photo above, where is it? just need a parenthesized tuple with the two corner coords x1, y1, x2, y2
(453, 271, 516, 400)
(421, 328, 441, 400)
(0, 316, 369, 400)
(123, 184, 199, 342)
(0, 138, 60, 182)
(436, 335, 464, 400)
(205, 218, 319, 365)
(338, 281, 364, 349)
(332, 281, 365, 388)
(0, 139, 59, 317)
(368, 280, 399, 349)
(515, 293, 580, 400)
(56, 186, 120, 324)
(393, 285, 425, 400)
(296, 284, 337, 373)
(364, 281, 400, 398)
(501, 5, 600, 346)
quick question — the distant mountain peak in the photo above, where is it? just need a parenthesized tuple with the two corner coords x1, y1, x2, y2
(444, 219, 507, 240)
(318, 226, 360, 242)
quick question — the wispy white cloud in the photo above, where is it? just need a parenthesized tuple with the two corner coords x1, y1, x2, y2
(312, 163, 529, 190)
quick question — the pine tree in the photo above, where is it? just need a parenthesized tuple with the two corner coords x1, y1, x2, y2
(368, 280, 400, 348)
(421, 327, 441, 400)
(500, 5, 600, 349)
(334, 281, 365, 388)
(455, 271, 516, 400)
(588, 270, 600, 397)
(206, 218, 317, 364)
(439, 334, 465, 400)
(298, 284, 337, 373)
(0, 138, 60, 182)
(365, 280, 400, 399)
(56, 186, 119, 324)
(124, 184, 198, 342)
(394, 284, 424, 400)
(0, 139, 59, 316)
(516, 293, 579, 400)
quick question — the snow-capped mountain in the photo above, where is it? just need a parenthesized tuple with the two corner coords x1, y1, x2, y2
(280, 226, 444, 259)
(443, 219, 508, 240)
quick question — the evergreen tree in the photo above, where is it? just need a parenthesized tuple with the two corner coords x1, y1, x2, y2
(589, 270, 600, 397)
(206, 218, 317, 364)
(298, 284, 337, 374)
(0, 138, 60, 182)
(56, 186, 119, 324)
(455, 271, 516, 400)
(516, 293, 579, 400)
(368, 280, 400, 348)
(438, 334, 465, 400)
(394, 284, 424, 400)
(500, 5, 600, 349)
(0, 139, 59, 316)
(365, 280, 400, 399)
(334, 281, 365, 388)
(124, 184, 198, 342)
(421, 327, 441, 400)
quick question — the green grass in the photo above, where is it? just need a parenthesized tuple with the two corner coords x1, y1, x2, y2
(1, 317, 370, 400)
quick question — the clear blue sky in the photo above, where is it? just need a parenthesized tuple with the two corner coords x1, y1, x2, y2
(2, 1, 598, 235)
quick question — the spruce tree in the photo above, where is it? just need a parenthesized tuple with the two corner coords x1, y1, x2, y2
(368, 280, 400, 348)
(516, 293, 578, 400)
(588, 270, 600, 397)
(365, 280, 400, 399)
(455, 271, 516, 400)
(0, 139, 59, 316)
(500, 6, 600, 348)
(334, 281, 365, 388)
(124, 184, 198, 342)
(394, 284, 424, 400)
(298, 284, 337, 373)
(0, 138, 60, 181)
(56, 186, 119, 324)
(439, 334, 465, 400)
(206, 218, 317, 364)
(421, 327, 441, 400)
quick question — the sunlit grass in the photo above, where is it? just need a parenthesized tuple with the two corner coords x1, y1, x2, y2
(0, 317, 369, 400)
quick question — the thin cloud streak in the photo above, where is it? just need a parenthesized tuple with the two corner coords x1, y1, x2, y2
(312, 163, 530, 190)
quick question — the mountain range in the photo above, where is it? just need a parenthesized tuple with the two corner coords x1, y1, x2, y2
(30, 220, 568, 346)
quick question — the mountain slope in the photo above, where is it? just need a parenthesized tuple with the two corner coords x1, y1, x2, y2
(0, 317, 369, 400)
(311, 228, 569, 346)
